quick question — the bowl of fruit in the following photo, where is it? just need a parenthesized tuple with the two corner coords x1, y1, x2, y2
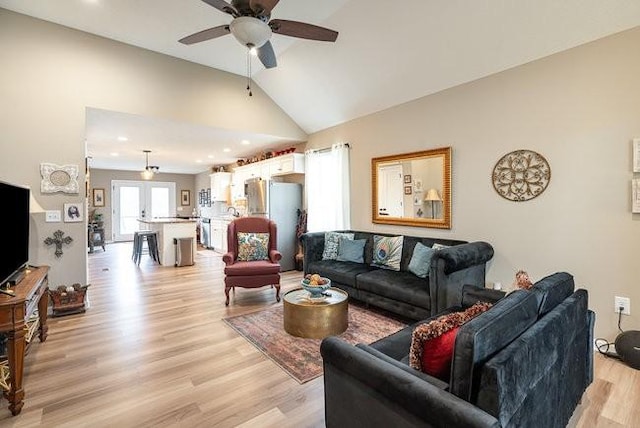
(301, 273, 331, 298)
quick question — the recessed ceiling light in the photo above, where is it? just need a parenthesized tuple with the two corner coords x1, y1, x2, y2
(241, 140, 250, 145)
(117, 136, 128, 142)
(223, 148, 231, 153)
(110, 152, 119, 156)
(207, 155, 215, 159)
(196, 159, 203, 163)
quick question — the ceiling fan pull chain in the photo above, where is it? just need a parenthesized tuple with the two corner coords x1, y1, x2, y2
(246, 49, 253, 97)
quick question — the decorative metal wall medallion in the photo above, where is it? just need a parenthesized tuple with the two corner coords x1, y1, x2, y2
(492, 150, 551, 201)
(41, 163, 79, 194)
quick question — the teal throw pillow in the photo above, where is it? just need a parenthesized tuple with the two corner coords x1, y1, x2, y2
(337, 239, 366, 263)
(408, 242, 436, 278)
(237, 232, 270, 261)
(322, 232, 355, 260)
(371, 235, 404, 271)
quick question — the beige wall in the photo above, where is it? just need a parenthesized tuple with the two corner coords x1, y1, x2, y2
(307, 27, 640, 340)
(89, 169, 197, 240)
(0, 9, 306, 287)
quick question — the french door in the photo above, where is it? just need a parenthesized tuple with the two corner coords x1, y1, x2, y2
(112, 180, 176, 241)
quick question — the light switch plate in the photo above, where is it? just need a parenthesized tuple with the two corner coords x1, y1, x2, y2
(45, 210, 61, 223)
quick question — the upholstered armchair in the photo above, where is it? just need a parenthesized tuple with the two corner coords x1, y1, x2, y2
(223, 217, 282, 306)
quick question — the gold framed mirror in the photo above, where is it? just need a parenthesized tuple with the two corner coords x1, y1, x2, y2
(372, 147, 451, 229)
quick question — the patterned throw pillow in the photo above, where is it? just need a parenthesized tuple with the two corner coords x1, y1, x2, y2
(371, 235, 404, 271)
(322, 232, 355, 260)
(409, 302, 492, 380)
(237, 232, 270, 261)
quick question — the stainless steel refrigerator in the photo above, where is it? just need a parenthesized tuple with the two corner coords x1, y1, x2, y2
(245, 178, 302, 271)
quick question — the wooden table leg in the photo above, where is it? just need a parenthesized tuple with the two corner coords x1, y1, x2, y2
(5, 328, 26, 416)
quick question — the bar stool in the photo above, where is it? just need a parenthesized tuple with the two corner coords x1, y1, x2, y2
(132, 231, 160, 265)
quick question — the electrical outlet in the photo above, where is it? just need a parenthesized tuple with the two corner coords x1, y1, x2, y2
(614, 296, 631, 315)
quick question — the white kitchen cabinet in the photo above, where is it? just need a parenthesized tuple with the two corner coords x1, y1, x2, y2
(210, 218, 230, 253)
(210, 172, 231, 202)
(230, 169, 247, 201)
(270, 153, 305, 176)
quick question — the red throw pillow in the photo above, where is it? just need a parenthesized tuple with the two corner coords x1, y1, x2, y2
(409, 302, 492, 381)
(421, 326, 460, 379)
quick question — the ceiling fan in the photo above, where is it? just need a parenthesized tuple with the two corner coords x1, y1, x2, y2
(179, 0, 339, 70)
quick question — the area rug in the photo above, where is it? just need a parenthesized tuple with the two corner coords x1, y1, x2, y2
(222, 303, 408, 384)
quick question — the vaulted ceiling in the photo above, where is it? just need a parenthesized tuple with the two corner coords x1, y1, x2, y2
(2, 0, 639, 173)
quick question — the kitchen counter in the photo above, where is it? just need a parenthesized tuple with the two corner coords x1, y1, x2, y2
(140, 218, 198, 224)
(138, 218, 197, 265)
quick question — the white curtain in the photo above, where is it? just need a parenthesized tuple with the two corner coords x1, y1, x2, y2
(305, 143, 351, 232)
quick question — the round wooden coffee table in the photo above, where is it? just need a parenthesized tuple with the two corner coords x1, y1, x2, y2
(283, 287, 348, 339)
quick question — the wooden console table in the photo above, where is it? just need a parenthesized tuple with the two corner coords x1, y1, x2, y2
(0, 266, 49, 416)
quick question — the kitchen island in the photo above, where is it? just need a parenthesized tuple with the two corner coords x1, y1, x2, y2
(137, 218, 197, 265)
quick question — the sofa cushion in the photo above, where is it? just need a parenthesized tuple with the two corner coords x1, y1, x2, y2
(236, 232, 269, 261)
(408, 242, 435, 278)
(356, 269, 430, 309)
(531, 272, 575, 317)
(322, 232, 354, 260)
(336, 239, 366, 263)
(476, 289, 589, 427)
(371, 235, 404, 271)
(306, 259, 373, 288)
(450, 290, 539, 402)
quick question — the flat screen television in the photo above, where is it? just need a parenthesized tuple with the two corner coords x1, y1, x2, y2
(0, 180, 30, 287)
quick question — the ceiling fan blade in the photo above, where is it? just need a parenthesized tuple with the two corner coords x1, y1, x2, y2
(250, 0, 280, 16)
(269, 19, 338, 42)
(201, 0, 238, 16)
(257, 41, 277, 69)
(179, 25, 230, 45)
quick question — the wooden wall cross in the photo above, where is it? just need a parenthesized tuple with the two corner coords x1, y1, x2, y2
(44, 230, 73, 258)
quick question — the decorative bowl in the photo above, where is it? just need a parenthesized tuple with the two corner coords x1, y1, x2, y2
(301, 277, 331, 297)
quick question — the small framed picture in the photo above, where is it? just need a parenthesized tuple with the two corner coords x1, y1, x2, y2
(92, 188, 105, 207)
(181, 190, 191, 206)
(403, 174, 412, 184)
(64, 202, 84, 222)
(404, 186, 412, 195)
(414, 179, 423, 192)
(634, 138, 640, 172)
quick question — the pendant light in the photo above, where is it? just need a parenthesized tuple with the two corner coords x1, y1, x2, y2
(141, 150, 159, 180)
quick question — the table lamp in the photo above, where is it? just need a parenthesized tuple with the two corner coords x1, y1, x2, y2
(424, 188, 442, 219)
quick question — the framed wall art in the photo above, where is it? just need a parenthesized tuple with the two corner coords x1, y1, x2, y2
(634, 138, 640, 173)
(92, 188, 105, 207)
(403, 174, 412, 184)
(404, 186, 412, 195)
(41, 163, 80, 194)
(64, 202, 84, 222)
(181, 190, 191, 206)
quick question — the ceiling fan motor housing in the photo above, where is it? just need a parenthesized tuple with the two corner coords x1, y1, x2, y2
(230, 16, 272, 48)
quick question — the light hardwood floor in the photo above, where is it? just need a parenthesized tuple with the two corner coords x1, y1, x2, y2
(0, 242, 636, 427)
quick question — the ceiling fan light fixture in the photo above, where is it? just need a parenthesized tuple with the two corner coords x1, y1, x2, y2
(230, 16, 272, 48)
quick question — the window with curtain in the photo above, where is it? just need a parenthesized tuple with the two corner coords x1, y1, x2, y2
(305, 143, 351, 232)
